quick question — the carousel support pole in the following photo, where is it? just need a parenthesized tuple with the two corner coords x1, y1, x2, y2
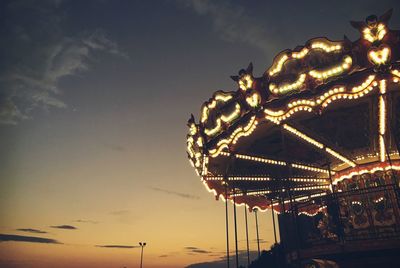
(327, 161, 344, 242)
(390, 116, 400, 161)
(281, 124, 301, 265)
(271, 200, 278, 245)
(254, 208, 261, 258)
(224, 182, 230, 268)
(327, 161, 335, 193)
(233, 187, 239, 268)
(383, 132, 398, 185)
(244, 204, 250, 267)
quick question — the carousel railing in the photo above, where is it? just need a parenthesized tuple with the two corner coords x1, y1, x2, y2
(280, 184, 400, 250)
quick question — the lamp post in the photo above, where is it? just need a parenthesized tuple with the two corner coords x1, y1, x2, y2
(139, 242, 146, 268)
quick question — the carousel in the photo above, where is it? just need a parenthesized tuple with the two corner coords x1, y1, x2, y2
(186, 10, 400, 267)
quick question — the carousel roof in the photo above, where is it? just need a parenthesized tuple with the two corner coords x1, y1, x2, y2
(186, 10, 400, 212)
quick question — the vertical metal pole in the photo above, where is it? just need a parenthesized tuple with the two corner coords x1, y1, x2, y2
(233, 190, 239, 268)
(244, 204, 250, 266)
(140, 246, 144, 268)
(225, 184, 230, 268)
(254, 208, 260, 258)
(327, 162, 344, 243)
(282, 126, 301, 265)
(327, 162, 334, 193)
(384, 134, 399, 185)
(390, 117, 400, 158)
(271, 200, 278, 245)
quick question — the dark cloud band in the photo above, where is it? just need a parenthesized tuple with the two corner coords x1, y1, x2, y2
(0, 234, 60, 244)
(16, 228, 47, 234)
(50, 225, 77, 230)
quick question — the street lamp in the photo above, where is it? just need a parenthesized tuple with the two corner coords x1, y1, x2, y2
(139, 242, 146, 268)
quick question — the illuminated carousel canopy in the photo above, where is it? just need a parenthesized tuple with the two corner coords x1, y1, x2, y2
(186, 10, 400, 213)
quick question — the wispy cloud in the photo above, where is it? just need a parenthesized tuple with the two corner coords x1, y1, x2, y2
(0, 0, 125, 124)
(109, 210, 130, 216)
(74, 219, 99, 224)
(109, 210, 136, 225)
(96, 245, 139, 249)
(0, 234, 61, 244)
(16, 228, 47, 234)
(50, 225, 77, 230)
(150, 187, 200, 200)
(184, 246, 212, 254)
(179, 0, 280, 58)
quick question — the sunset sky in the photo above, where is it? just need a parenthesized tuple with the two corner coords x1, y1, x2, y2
(1, 0, 399, 267)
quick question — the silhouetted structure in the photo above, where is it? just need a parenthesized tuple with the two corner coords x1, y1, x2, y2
(187, 9, 400, 268)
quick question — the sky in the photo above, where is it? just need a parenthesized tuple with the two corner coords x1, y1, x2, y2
(0, 0, 399, 267)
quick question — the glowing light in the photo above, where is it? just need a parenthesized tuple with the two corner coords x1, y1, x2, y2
(379, 98, 386, 162)
(332, 162, 400, 185)
(269, 73, 306, 94)
(189, 123, 197, 135)
(231, 190, 271, 197)
(204, 176, 272, 182)
(351, 75, 375, 93)
(283, 124, 355, 167)
(354, 153, 379, 162)
(288, 99, 315, 108)
(363, 23, 387, 43)
(368, 46, 391, 65)
(204, 100, 242, 137)
(374, 197, 384, 203)
(187, 136, 195, 158)
(201, 93, 233, 123)
(311, 42, 341, 52)
(269, 54, 289, 76)
(283, 124, 324, 149)
(263, 76, 378, 128)
(291, 163, 331, 174)
(201, 155, 208, 176)
(194, 152, 202, 168)
(378, 80, 387, 163)
(215, 93, 233, 102)
(220, 103, 241, 123)
(246, 91, 261, 107)
(292, 47, 309, 59)
(275, 192, 328, 205)
(325, 148, 356, 167)
(239, 75, 253, 91)
(264, 109, 285, 117)
(209, 116, 258, 157)
(204, 118, 222, 136)
(309, 56, 352, 79)
(208, 144, 228, 158)
(292, 185, 330, 191)
(289, 177, 328, 182)
(235, 153, 287, 166)
(196, 136, 203, 147)
(392, 70, 400, 78)
(320, 84, 375, 108)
